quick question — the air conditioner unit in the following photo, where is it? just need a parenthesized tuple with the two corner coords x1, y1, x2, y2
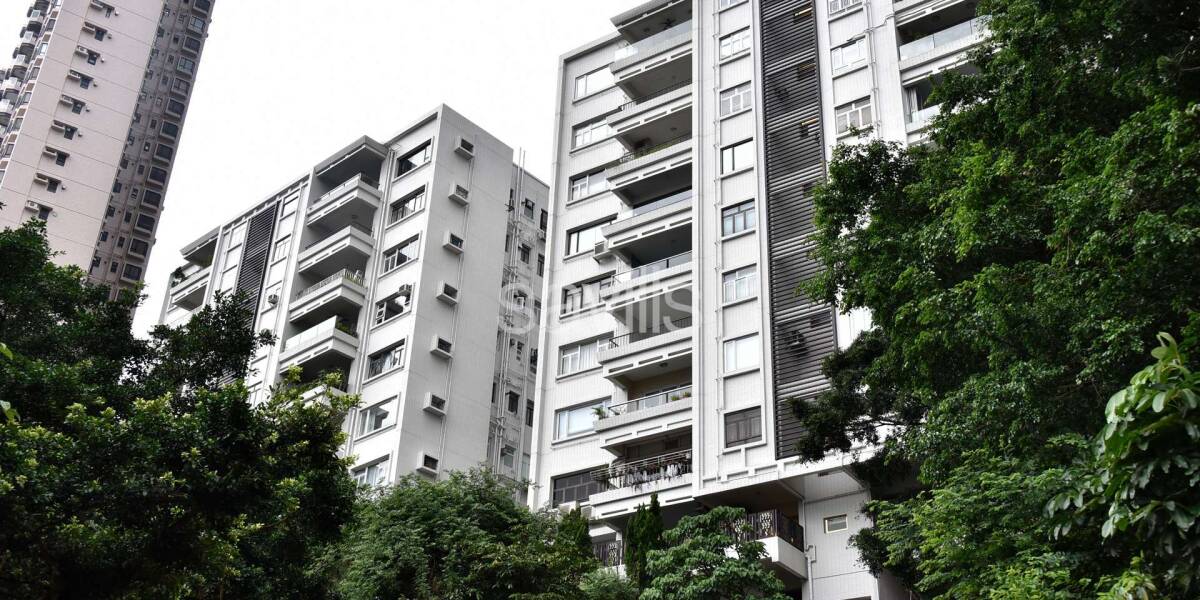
(431, 336, 454, 359)
(453, 136, 475, 160)
(538, 229, 547, 241)
(592, 239, 612, 262)
(448, 183, 469, 205)
(442, 232, 464, 254)
(436, 282, 459, 305)
(266, 293, 279, 305)
(788, 330, 807, 352)
(423, 393, 447, 416)
(416, 453, 439, 476)
(23, 200, 39, 211)
(397, 283, 414, 301)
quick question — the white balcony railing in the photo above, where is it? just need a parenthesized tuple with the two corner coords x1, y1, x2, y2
(310, 173, 379, 215)
(898, 16, 989, 62)
(606, 385, 692, 417)
(283, 316, 358, 353)
(612, 21, 693, 70)
(907, 103, 942, 125)
(614, 251, 692, 283)
(293, 268, 364, 302)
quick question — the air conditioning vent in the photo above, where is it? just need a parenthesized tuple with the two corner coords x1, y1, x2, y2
(448, 183, 469, 205)
(443, 232, 464, 254)
(267, 293, 279, 305)
(436, 282, 459, 305)
(431, 336, 454, 358)
(416, 453, 439, 476)
(788, 330, 807, 352)
(453, 137, 475, 159)
(592, 239, 611, 262)
(423, 393, 447, 416)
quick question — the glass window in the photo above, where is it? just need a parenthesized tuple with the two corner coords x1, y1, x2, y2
(559, 336, 613, 376)
(352, 459, 390, 487)
(720, 83, 753, 116)
(537, 254, 545, 277)
(526, 400, 535, 427)
(122, 264, 143, 280)
(381, 235, 419, 273)
(723, 265, 758, 303)
(373, 289, 410, 325)
(723, 334, 760, 372)
(719, 29, 751, 59)
(721, 139, 754, 173)
(135, 214, 156, 231)
(831, 38, 866, 70)
(835, 98, 873, 134)
(724, 407, 762, 447)
(561, 277, 611, 314)
(569, 170, 608, 201)
(722, 200, 757, 236)
(523, 198, 536, 219)
(554, 399, 609, 439)
(519, 244, 531, 263)
(367, 341, 406, 378)
(358, 400, 395, 436)
(828, 0, 862, 13)
(552, 469, 602, 505)
(565, 219, 613, 255)
(395, 141, 432, 177)
(574, 67, 614, 99)
(824, 514, 848, 533)
(388, 186, 426, 224)
(572, 118, 611, 148)
(719, 0, 747, 8)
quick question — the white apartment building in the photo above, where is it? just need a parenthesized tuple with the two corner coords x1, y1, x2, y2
(530, 0, 985, 597)
(0, 0, 214, 298)
(158, 105, 549, 494)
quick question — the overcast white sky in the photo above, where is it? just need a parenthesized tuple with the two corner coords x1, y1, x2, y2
(0, 1, 631, 333)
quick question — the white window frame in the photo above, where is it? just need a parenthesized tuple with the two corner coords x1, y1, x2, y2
(722, 200, 757, 236)
(831, 38, 867, 71)
(719, 82, 753, 116)
(719, 29, 751, 60)
(574, 67, 614, 99)
(554, 399, 609, 439)
(569, 170, 608, 201)
(828, 0, 863, 15)
(559, 336, 613, 376)
(721, 139, 755, 174)
(719, 0, 748, 8)
(835, 97, 873, 135)
(723, 334, 760, 372)
(824, 514, 849, 533)
(565, 218, 613, 256)
(352, 458, 390, 487)
(367, 340, 407, 379)
(572, 118, 611, 148)
(381, 235, 419, 274)
(357, 399, 396, 438)
(722, 265, 758, 303)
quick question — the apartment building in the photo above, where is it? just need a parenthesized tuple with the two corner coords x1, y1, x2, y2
(530, 0, 986, 597)
(158, 105, 549, 494)
(0, 0, 214, 298)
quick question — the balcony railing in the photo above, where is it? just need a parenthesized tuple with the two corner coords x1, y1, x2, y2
(613, 21, 693, 69)
(593, 540, 624, 567)
(303, 221, 372, 250)
(617, 80, 692, 113)
(605, 385, 692, 417)
(293, 268, 364, 301)
(730, 510, 805, 550)
(310, 173, 379, 214)
(613, 251, 692, 283)
(606, 317, 692, 349)
(908, 103, 942, 126)
(898, 16, 989, 61)
(631, 188, 692, 217)
(610, 134, 693, 169)
(592, 449, 692, 492)
(283, 316, 357, 352)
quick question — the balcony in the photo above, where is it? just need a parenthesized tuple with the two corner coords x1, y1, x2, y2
(307, 174, 381, 232)
(593, 540, 624, 568)
(0, 99, 13, 125)
(612, 21, 693, 98)
(168, 264, 211, 309)
(9, 55, 28, 78)
(596, 385, 692, 433)
(598, 317, 693, 385)
(1, 77, 20, 98)
(906, 102, 942, 133)
(15, 32, 35, 58)
(601, 189, 692, 253)
(898, 16, 988, 70)
(608, 82, 693, 150)
(606, 136, 693, 203)
(289, 268, 367, 327)
(295, 223, 374, 278)
(589, 449, 692, 507)
(278, 315, 359, 378)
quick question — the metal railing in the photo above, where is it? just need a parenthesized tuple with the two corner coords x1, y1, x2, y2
(592, 449, 692, 492)
(729, 510, 804, 550)
(593, 540, 624, 567)
(613, 251, 692, 283)
(608, 134, 693, 169)
(606, 317, 692, 349)
(303, 221, 372, 250)
(617, 80, 692, 113)
(283, 316, 357, 352)
(612, 21, 693, 69)
(311, 173, 379, 214)
(605, 385, 692, 417)
(630, 188, 693, 218)
(293, 268, 364, 301)
(898, 16, 989, 61)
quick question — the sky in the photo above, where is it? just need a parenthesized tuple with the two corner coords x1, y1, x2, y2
(0, 0, 632, 333)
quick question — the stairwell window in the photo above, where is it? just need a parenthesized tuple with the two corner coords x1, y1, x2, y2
(552, 469, 602, 504)
(395, 140, 432, 177)
(722, 265, 758, 303)
(388, 186, 426, 224)
(574, 67, 614, 99)
(381, 235, 419, 273)
(724, 407, 762, 447)
(559, 336, 613, 376)
(569, 170, 607, 201)
(374, 289, 410, 325)
(831, 38, 867, 71)
(721, 139, 754, 174)
(367, 341, 406, 378)
(719, 82, 753, 116)
(352, 458, 389, 487)
(719, 29, 751, 60)
(572, 118, 611, 148)
(723, 334, 760, 372)
(829, 0, 862, 14)
(835, 97, 873, 135)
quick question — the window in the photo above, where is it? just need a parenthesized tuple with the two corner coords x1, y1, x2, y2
(831, 38, 866, 70)
(160, 120, 180, 138)
(539, 209, 548, 231)
(36, 205, 51, 221)
(367, 341, 406, 378)
(154, 144, 174, 161)
(829, 0, 862, 13)
(374, 289, 410, 325)
(506, 391, 519, 414)
(72, 71, 94, 89)
(135, 214, 156, 231)
(120, 264, 142, 280)
(719, 0, 747, 8)
(719, 29, 751, 59)
(388, 186, 426, 223)
(565, 218, 612, 255)
(172, 79, 190, 95)
(721, 139, 754, 173)
(70, 99, 85, 114)
(561, 277, 611, 314)
(395, 141, 432, 177)
(358, 400, 395, 437)
(142, 189, 163, 207)
(129, 239, 149, 256)
(85, 49, 100, 65)
(187, 16, 205, 34)
(723, 265, 758, 303)
(824, 514, 848, 533)
(725, 408, 762, 447)
(720, 83, 753, 116)
(526, 400, 535, 427)
(574, 67, 613, 99)
(552, 469, 602, 505)
(518, 244, 531, 263)
(723, 334, 760, 372)
(44, 177, 61, 193)
(835, 98, 873, 135)
(522, 198, 536, 219)
(352, 459, 390, 487)
(537, 254, 545, 277)
(381, 235, 419, 273)
(92, 26, 108, 41)
(559, 336, 613, 375)
(569, 170, 607, 201)
(148, 167, 168, 184)
(572, 118, 611, 148)
(57, 122, 78, 139)
(555, 399, 608, 439)
(183, 37, 202, 53)
(166, 99, 186, 116)
(52, 149, 68, 166)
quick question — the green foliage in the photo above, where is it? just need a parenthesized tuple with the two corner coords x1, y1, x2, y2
(578, 568, 639, 600)
(624, 493, 665, 590)
(1054, 333, 1200, 596)
(556, 507, 594, 565)
(796, 0, 1200, 595)
(0, 223, 357, 598)
(325, 470, 598, 599)
(640, 506, 788, 600)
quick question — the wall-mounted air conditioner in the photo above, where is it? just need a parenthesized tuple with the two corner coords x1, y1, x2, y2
(423, 393, 447, 416)
(453, 136, 475, 160)
(431, 336, 454, 359)
(443, 232, 464, 254)
(448, 183, 469, 205)
(416, 453, 439, 476)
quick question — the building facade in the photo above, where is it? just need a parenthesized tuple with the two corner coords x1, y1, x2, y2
(530, 0, 985, 597)
(158, 105, 549, 494)
(0, 0, 214, 298)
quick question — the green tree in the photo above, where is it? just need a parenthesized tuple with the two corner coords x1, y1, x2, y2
(640, 506, 787, 600)
(325, 470, 597, 599)
(624, 493, 665, 590)
(0, 222, 357, 598)
(794, 0, 1200, 594)
(556, 507, 594, 565)
(578, 568, 639, 600)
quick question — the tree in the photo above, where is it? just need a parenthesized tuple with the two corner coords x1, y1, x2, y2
(556, 507, 594, 565)
(325, 470, 598, 599)
(578, 569, 639, 600)
(0, 222, 357, 598)
(624, 493, 665, 590)
(794, 0, 1200, 594)
(640, 506, 788, 600)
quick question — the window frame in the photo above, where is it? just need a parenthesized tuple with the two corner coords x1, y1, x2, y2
(719, 82, 753, 117)
(835, 97, 873, 135)
(723, 334, 761, 373)
(366, 340, 407, 379)
(724, 407, 763, 448)
(721, 200, 757, 237)
(357, 398, 396, 438)
(721, 139, 755, 174)
(719, 29, 752, 60)
(824, 514, 849, 533)
(569, 170, 608, 201)
(722, 264, 758, 303)
(574, 67, 615, 100)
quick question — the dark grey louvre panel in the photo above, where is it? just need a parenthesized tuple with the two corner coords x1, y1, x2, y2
(234, 202, 278, 324)
(759, 0, 838, 459)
